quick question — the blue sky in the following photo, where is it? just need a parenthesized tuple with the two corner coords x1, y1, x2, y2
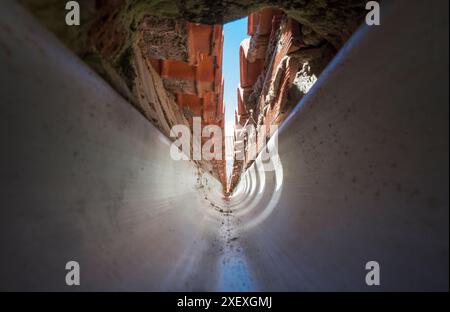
(222, 17, 248, 178)
(223, 17, 248, 135)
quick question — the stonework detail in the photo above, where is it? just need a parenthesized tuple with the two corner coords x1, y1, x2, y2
(228, 8, 336, 193)
(137, 19, 227, 188)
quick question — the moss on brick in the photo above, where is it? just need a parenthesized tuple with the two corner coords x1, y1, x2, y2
(116, 46, 136, 90)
